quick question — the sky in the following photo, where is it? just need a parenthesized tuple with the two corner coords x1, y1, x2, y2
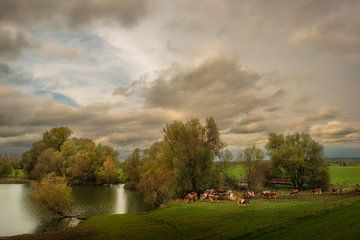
(0, 0, 359, 159)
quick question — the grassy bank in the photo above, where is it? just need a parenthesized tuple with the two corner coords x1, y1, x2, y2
(80, 193, 360, 240)
(0, 178, 30, 184)
(2, 193, 359, 240)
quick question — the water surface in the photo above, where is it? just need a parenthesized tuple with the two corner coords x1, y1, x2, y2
(0, 184, 152, 236)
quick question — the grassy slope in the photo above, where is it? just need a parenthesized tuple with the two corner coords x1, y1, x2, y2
(80, 194, 360, 240)
(243, 200, 360, 240)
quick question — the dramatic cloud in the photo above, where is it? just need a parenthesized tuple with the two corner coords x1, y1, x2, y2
(0, 0, 149, 29)
(310, 121, 360, 143)
(0, 24, 30, 59)
(138, 57, 285, 122)
(291, 2, 360, 55)
(0, 0, 359, 157)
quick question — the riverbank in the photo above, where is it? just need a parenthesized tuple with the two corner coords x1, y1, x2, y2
(3, 193, 359, 240)
(0, 227, 94, 240)
(0, 178, 30, 184)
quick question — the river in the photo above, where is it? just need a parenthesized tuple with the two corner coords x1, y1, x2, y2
(0, 184, 153, 236)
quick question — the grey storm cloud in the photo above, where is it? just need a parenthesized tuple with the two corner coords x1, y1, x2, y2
(310, 121, 360, 143)
(0, 0, 149, 28)
(0, 0, 359, 156)
(289, 0, 360, 55)
(0, 24, 30, 59)
(0, 0, 149, 61)
(139, 57, 284, 122)
(0, 86, 171, 154)
(0, 63, 10, 73)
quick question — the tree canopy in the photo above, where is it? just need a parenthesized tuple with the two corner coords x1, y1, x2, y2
(30, 173, 73, 217)
(266, 132, 329, 190)
(22, 127, 120, 184)
(243, 144, 264, 190)
(124, 117, 225, 205)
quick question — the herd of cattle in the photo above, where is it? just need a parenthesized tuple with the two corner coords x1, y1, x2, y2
(183, 189, 279, 206)
(182, 187, 360, 206)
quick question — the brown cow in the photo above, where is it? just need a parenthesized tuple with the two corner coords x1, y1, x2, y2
(332, 188, 342, 194)
(200, 192, 208, 201)
(311, 188, 322, 195)
(237, 198, 249, 206)
(290, 189, 300, 197)
(184, 192, 197, 203)
(260, 191, 270, 197)
(246, 191, 255, 198)
(263, 191, 277, 199)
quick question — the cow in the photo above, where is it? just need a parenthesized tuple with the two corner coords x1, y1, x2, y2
(184, 192, 197, 203)
(200, 192, 208, 201)
(290, 189, 300, 197)
(246, 191, 255, 199)
(332, 188, 342, 194)
(237, 198, 249, 206)
(260, 191, 270, 197)
(209, 194, 223, 202)
(263, 191, 277, 199)
(229, 192, 237, 201)
(311, 188, 322, 195)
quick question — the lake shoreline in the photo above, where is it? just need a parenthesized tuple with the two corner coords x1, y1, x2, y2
(0, 183, 152, 237)
(1, 193, 359, 240)
(0, 226, 95, 240)
(0, 178, 31, 184)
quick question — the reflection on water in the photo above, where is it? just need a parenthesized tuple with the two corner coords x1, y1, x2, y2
(0, 184, 153, 237)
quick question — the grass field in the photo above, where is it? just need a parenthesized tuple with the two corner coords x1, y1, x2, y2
(225, 165, 245, 180)
(8, 169, 26, 178)
(329, 166, 360, 186)
(226, 164, 360, 186)
(80, 194, 360, 240)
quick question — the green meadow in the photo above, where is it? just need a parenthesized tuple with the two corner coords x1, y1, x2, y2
(80, 194, 360, 240)
(329, 165, 360, 186)
(226, 164, 360, 186)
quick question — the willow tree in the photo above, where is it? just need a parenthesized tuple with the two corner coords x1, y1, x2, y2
(30, 173, 73, 218)
(163, 117, 224, 196)
(243, 144, 264, 190)
(266, 132, 329, 190)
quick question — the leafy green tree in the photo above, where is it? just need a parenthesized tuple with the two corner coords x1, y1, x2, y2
(243, 145, 264, 190)
(163, 117, 224, 196)
(96, 157, 120, 184)
(69, 151, 95, 183)
(0, 158, 13, 177)
(138, 141, 174, 206)
(30, 173, 73, 217)
(266, 132, 329, 190)
(22, 127, 119, 184)
(124, 148, 143, 189)
(213, 149, 233, 188)
(32, 148, 62, 179)
(123, 118, 224, 204)
(42, 127, 73, 151)
(22, 127, 72, 175)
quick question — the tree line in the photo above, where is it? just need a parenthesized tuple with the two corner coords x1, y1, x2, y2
(0, 154, 21, 177)
(21, 127, 120, 184)
(123, 118, 329, 206)
(11, 118, 329, 216)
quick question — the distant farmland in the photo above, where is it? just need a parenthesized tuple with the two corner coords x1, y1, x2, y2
(329, 165, 360, 186)
(226, 164, 360, 187)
